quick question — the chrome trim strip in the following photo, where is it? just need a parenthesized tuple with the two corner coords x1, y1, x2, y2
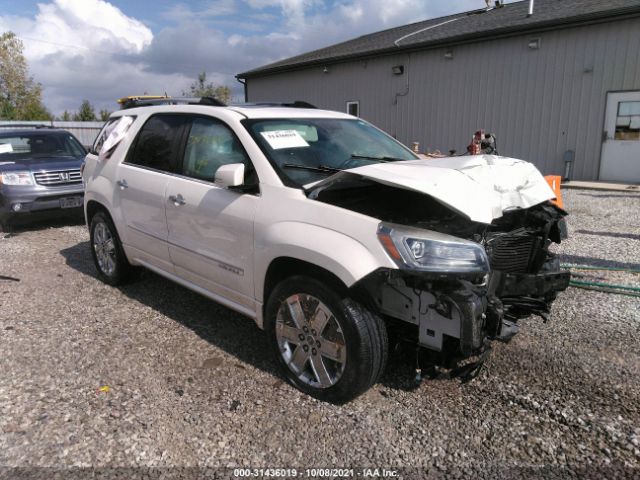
(167, 240, 244, 276)
(135, 258, 256, 320)
(126, 224, 167, 243)
(120, 162, 260, 195)
(126, 224, 245, 275)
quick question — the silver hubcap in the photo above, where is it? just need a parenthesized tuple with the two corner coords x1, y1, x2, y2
(93, 221, 116, 276)
(276, 294, 347, 389)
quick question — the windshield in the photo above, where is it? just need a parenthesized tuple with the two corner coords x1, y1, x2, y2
(0, 132, 86, 160)
(243, 118, 418, 187)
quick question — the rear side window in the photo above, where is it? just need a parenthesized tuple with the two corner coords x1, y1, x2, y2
(127, 115, 188, 172)
(93, 118, 119, 154)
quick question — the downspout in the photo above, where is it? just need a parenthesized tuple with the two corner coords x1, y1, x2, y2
(393, 54, 411, 140)
(528, 0, 534, 17)
(393, 54, 411, 105)
(236, 77, 247, 102)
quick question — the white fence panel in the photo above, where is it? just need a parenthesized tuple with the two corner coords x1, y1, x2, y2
(0, 120, 104, 149)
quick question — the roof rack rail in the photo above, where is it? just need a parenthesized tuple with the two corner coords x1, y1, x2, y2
(252, 101, 317, 109)
(117, 95, 226, 110)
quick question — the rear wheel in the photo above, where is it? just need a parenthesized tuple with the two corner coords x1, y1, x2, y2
(265, 275, 387, 403)
(89, 211, 133, 285)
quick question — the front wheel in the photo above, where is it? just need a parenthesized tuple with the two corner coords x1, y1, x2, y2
(265, 276, 388, 403)
(89, 211, 133, 285)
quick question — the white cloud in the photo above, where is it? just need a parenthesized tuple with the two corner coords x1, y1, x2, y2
(0, 0, 184, 115)
(201, 0, 239, 17)
(162, 0, 238, 22)
(24, 0, 152, 59)
(247, 0, 313, 21)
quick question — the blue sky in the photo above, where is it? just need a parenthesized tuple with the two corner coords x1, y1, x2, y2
(0, 0, 515, 115)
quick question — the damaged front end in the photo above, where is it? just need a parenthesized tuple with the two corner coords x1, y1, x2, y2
(312, 174, 570, 372)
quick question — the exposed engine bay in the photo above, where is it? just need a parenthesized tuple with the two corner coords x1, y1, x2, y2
(311, 175, 570, 371)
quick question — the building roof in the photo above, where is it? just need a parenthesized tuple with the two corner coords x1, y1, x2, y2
(238, 0, 640, 78)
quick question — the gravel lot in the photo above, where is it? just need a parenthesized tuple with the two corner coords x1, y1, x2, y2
(1, 188, 639, 479)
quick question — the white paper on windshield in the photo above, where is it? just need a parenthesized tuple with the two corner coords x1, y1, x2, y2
(99, 116, 135, 161)
(260, 130, 309, 150)
(0, 143, 14, 154)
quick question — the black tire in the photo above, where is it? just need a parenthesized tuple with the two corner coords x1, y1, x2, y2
(0, 214, 11, 233)
(89, 211, 133, 285)
(265, 275, 388, 403)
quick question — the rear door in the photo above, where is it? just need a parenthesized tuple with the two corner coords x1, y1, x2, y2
(115, 114, 189, 271)
(600, 91, 640, 182)
(165, 116, 259, 312)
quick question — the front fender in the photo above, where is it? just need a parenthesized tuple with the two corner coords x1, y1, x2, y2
(255, 221, 394, 303)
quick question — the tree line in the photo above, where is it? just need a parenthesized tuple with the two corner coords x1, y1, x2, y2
(1, 31, 232, 122)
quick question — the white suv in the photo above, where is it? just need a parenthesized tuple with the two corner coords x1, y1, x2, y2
(82, 98, 569, 402)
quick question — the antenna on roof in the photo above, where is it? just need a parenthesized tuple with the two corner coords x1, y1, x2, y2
(528, 0, 535, 16)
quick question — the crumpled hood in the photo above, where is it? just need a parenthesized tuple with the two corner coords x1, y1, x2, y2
(307, 155, 556, 224)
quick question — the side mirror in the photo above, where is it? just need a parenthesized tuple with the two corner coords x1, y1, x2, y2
(215, 163, 245, 188)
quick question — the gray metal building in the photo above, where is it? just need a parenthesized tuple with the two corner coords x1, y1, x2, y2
(237, 0, 640, 182)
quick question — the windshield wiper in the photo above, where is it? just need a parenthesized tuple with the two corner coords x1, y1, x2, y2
(282, 163, 341, 174)
(350, 154, 406, 162)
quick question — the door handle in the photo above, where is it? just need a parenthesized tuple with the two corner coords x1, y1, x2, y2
(116, 179, 128, 190)
(169, 194, 186, 206)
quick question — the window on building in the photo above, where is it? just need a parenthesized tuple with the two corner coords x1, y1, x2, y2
(346, 101, 359, 117)
(615, 101, 640, 141)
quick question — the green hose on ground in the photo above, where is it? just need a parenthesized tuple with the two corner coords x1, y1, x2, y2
(562, 264, 640, 298)
(561, 263, 640, 274)
(568, 282, 640, 298)
(569, 279, 640, 293)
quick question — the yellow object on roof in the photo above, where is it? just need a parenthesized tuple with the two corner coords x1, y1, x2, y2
(117, 95, 170, 105)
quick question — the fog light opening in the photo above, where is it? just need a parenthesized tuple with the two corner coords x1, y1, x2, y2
(11, 203, 23, 212)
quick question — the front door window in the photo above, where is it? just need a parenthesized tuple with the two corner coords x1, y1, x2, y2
(181, 117, 250, 181)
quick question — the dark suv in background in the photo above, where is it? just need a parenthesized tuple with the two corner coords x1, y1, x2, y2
(0, 127, 86, 229)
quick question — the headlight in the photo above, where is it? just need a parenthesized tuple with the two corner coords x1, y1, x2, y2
(0, 171, 34, 186)
(377, 223, 489, 273)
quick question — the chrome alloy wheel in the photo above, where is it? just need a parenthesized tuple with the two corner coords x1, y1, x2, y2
(275, 294, 347, 389)
(93, 221, 116, 276)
